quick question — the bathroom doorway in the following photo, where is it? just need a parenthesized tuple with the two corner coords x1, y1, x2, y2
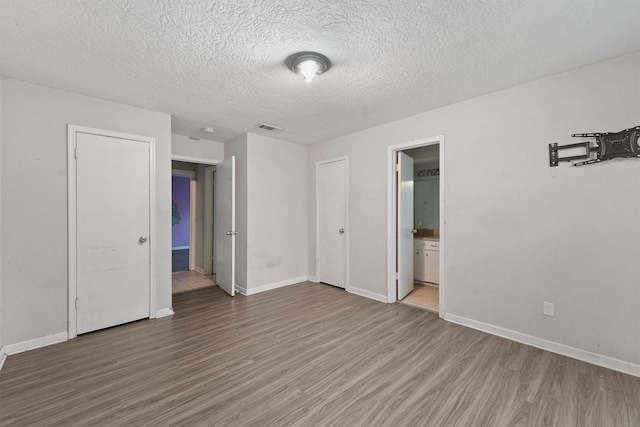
(388, 136, 444, 316)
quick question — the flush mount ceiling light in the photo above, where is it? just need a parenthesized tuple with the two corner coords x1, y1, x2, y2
(286, 52, 331, 83)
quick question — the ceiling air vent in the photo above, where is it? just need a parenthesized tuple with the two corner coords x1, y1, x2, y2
(257, 123, 282, 132)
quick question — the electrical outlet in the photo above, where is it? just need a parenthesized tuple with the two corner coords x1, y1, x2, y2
(543, 301, 554, 317)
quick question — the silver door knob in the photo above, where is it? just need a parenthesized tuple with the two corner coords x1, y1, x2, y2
(412, 229, 418, 234)
(339, 228, 345, 235)
(226, 230, 238, 236)
(139, 236, 147, 244)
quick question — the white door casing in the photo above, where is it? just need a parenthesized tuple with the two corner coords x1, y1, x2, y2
(68, 126, 156, 338)
(203, 166, 216, 275)
(397, 152, 414, 300)
(215, 156, 235, 296)
(317, 157, 348, 289)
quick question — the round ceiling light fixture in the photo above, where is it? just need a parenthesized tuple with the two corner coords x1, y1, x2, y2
(286, 52, 331, 83)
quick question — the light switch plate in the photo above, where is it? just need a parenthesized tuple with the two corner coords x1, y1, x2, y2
(543, 301, 554, 316)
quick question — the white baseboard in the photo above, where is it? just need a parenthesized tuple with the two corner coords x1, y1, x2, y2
(155, 308, 175, 318)
(195, 267, 205, 275)
(0, 347, 7, 371)
(347, 286, 388, 303)
(244, 276, 308, 296)
(2, 332, 69, 358)
(445, 313, 640, 378)
(235, 285, 247, 295)
(308, 276, 318, 283)
(172, 246, 190, 250)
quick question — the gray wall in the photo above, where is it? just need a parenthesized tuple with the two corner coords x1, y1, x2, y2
(172, 134, 224, 162)
(246, 133, 309, 289)
(0, 77, 3, 350)
(308, 52, 640, 366)
(1, 78, 172, 345)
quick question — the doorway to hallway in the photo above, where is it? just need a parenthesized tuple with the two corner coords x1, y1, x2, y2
(172, 170, 194, 272)
(171, 160, 217, 291)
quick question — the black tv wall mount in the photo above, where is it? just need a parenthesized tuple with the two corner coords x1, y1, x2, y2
(549, 125, 640, 167)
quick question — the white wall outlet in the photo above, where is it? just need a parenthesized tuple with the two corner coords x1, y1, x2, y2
(543, 301, 555, 317)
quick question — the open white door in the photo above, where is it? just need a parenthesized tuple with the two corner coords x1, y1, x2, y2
(397, 152, 414, 300)
(215, 156, 235, 296)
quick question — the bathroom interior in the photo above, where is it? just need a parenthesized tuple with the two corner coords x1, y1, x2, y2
(402, 144, 440, 312)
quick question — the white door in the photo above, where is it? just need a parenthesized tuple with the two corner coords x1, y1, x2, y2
(76, 132, 151, 334)
(317, 158, 347, 288)
(215, 156, 235, 296)
(397, 152, 414, 300)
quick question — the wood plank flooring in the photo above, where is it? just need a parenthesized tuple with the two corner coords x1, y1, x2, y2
(1, 282, 639, 426)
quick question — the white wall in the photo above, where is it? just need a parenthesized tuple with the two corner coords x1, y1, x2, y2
(224, 134, 248, 289)
(1, 79, 172, 345)
(309, 52, 640, 367)
(246, 133, 308, 290)
(171, 133, 224, 164)
(0, 77, 3, 351)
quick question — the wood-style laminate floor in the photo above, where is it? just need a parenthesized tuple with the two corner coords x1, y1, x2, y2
(1, 282, 639, 426)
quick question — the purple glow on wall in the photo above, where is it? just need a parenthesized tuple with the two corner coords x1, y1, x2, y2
(172, 175, 190, 248)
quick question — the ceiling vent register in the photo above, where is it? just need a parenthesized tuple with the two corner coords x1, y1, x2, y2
(257, 123, 283, 132)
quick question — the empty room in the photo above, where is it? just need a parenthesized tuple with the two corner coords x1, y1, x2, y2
(1, 1, 639, 426)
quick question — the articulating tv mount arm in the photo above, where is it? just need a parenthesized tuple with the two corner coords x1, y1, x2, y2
(549, 126, 640, 167)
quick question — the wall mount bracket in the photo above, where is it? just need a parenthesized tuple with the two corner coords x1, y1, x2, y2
(549, 126, 640, 167)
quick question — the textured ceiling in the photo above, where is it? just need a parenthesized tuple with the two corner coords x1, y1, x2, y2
(1, 1, 639, 145)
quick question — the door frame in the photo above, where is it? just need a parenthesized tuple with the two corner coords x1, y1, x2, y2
(315, 156, 350, 290)
(68, 125, 156, 339)
(172, 169, 196, 271)
(203, 165, 216, 275)
(387, 136, 445, 317)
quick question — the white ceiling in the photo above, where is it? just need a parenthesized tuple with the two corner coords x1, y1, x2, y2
(1, 1, 639, 145)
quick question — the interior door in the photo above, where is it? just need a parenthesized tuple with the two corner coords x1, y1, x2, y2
(214, 156, 235, 296)
(76, 132, 150, 334)
(317, 159, 347, 288)
(397, 152, 414, 300)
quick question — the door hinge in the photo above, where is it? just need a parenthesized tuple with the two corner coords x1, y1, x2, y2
(395, 162, 400, 172)
(395, 272, 399, 280)
(74, 148, 78, 159)
(75, 298, 79, 309)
